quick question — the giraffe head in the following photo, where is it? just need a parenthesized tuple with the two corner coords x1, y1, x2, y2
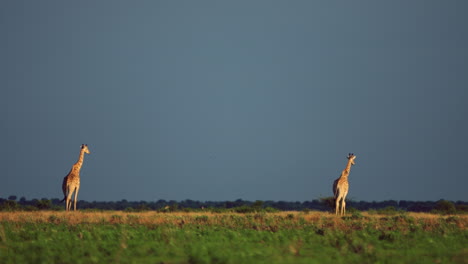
(347, 153, 356, 165)
(81, 144, 90, 154)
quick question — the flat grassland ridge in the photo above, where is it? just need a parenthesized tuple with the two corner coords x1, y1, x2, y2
(0, 211, 467, 264)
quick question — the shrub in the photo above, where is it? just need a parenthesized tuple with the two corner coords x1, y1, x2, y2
(350, 210, 364, 219)
(232, 206, 256, 213)
(455, 204, 468, 214)
(377, 206, 399, 215)
(0, 200, 18, 211)
(320, 197, 335, 211)
(35, 199, 51, 210)
(263, 207, 279, 213)
(346, 207, 360, 215)
(433, 200, 456, 215)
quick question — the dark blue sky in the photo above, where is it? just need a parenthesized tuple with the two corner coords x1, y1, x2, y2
(2, 1, 467, 202)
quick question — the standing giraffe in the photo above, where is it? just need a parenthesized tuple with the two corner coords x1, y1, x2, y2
(61, 144, 90, 211)
(333, 153, 356, 216)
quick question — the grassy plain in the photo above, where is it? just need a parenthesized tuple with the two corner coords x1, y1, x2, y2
(0, 211, 466, 264)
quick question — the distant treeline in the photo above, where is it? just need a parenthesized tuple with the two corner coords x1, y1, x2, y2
(1, 196, 467, 214)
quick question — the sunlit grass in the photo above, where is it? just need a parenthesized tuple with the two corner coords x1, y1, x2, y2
(0, 210, 465, 229)
(0, 211, 466, 264)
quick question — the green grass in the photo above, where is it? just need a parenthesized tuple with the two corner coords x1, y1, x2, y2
(0, 212, 466, 264)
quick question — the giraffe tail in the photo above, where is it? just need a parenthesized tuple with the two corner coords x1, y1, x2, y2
(60, 197, 66, 203)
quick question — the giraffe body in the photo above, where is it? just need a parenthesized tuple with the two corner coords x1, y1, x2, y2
(61, 144, 90, 211)
(333, 153, 356, 216)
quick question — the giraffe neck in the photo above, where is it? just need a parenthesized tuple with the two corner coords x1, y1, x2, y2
(343, 159, 353, 176)
(74, 149, 86, 172)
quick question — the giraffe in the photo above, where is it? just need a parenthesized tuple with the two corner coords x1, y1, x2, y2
(332, 153, 356, 216)
(61, 144, 90, 211)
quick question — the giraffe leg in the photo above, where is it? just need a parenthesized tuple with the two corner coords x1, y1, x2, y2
(342, 191, 348, 215)
(66, 187, 74, 211)
(66, 197, 70, 211)
(67, 196, 72, 211)
(342, 199, 346, 215)
(73, 187, 79, 211)
(335, 189, 342, 216)
(335, 197, 340, 215)
(65, 187, 71, 211)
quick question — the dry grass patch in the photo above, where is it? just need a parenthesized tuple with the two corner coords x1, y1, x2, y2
(0, 211, 466, 232)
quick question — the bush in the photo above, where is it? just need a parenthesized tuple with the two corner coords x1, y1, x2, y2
(433, 200, 456, 215)
(35, 199, 51, 210)
(377, 206, 401, 215)
(320, 197, 335, 211)
(455, 204, 468, 214)
(232, 206, 256, 213)
(350, 210, 364, 219)
(264, 207, 279, 213)
(0, 200, 18, 211)
(346, 207, 360, 215)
